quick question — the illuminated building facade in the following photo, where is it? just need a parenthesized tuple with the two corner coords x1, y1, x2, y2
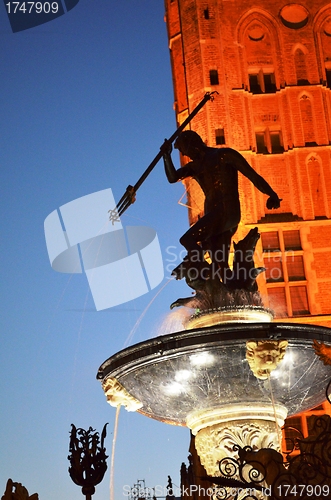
(164, 0, 331, 326)
(164, 0, 331, 495)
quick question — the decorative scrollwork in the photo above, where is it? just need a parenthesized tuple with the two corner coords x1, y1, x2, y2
(243, 461, 267, 484)
(219, 457, 239, 478)
(282, 425, 304, 455)
(207, 414, 331, 500)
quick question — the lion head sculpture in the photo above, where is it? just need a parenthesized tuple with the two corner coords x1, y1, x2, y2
(246, 340, 288, 379)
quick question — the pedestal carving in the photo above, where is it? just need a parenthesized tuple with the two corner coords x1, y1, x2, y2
(187, 404, 287, 476)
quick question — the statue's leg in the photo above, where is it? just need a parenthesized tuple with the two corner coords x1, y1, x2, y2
(207, 228, 236, 283)
(174, 216, 214, 283)
(179, 217, 210, 254)
(178, 209, 240, 284)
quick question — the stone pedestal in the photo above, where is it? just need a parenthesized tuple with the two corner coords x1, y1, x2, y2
(187, 403, 287, 475)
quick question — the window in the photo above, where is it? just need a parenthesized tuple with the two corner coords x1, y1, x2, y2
(265, 257, 283, 283)
(215, 128, 225, 145)
(263, 73, 276, 93)
(287, 256, 305, 281)
(326, 69, 331, 89)
(249, 74, 262, 94)
(283, 230, 302, 250)
(261, 231, 280, 251)
(268, 288, 288, 317)
(249, 70, 276, 93)
(255, 132, 268, 153)
(290, 286, 309, 315)
(261, 229, 310, 317)
(209, 70, 219, 85)
(270, 131, 284, 153)
(283, 405, 328, 456)
(204, 8, 209, 19)
(255, 130, 284, 154)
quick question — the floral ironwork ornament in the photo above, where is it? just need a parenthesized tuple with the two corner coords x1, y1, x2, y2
(203, 415, 331, 500)
(68, 423, 108, 500)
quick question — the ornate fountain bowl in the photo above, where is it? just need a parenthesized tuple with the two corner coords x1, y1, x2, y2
(98, 321, 331, 474)
(97, 322, 331, 425)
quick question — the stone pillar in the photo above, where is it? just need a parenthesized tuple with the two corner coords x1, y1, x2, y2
(186, 403, 287, 476)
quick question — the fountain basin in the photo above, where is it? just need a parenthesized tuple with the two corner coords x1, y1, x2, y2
(97, 322, 331, 426)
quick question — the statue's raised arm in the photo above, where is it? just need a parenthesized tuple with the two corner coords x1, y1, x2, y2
(161, 139, 194, 184)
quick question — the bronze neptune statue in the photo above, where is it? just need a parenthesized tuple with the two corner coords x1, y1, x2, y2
(161, 131, 282, 309)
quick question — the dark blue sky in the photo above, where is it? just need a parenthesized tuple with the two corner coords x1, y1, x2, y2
(0, 1, 195, 498)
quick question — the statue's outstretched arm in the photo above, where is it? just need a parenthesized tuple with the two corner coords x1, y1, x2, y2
(226, 149, 281, 209)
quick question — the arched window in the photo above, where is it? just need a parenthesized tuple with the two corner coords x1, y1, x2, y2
(300, 95, 316, 145)
(237, 12, 282, 91)
(307, 156, 326, 218)
(319, 18, 331, 87)
(294, 48, 309, 85)
(244, 21, 277, 93)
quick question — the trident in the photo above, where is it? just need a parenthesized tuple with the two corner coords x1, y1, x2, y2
(111, 91, 218, 219)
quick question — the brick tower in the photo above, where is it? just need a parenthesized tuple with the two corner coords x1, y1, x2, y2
(165, 0, 331, 327)
(164, 0, 331, 483)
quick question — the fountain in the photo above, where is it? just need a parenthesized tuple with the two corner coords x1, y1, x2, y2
(97, 321, 331, 476)
(97, 128, 331, 484)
